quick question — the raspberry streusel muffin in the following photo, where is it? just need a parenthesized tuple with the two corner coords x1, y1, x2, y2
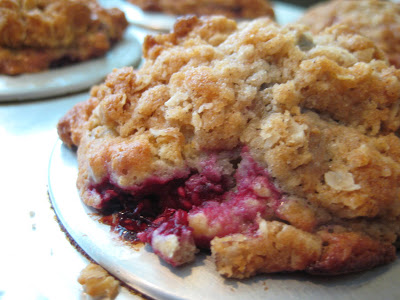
(298, 0, 400, 68)
(58, 16, 400, 278)
(128, 0, 275, 19)
(0, 0, 128, 75)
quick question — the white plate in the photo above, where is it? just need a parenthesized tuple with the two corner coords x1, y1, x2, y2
(48, 139, 400, 300)
(122, 2, 176, 32)
(123, 1, 304, 32)
(0, 26, 142, 102)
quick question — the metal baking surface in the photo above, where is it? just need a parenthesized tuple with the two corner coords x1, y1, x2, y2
(48, 139, 400, 300)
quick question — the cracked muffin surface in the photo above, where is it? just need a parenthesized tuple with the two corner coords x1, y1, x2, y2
(58, 15, 400, 278)
(298, 0, 400, 68)
(0, 0, 128, 75)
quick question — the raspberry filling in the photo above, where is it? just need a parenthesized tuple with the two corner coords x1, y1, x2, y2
(97, 147, 283, 265)
(188, 149, 282, 248)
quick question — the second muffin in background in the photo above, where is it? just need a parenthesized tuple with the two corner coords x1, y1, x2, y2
(128, 0, 275, 19)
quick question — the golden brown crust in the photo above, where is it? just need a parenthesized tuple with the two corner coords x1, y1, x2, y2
(128, 0, 275, 19)
(0, 0, 128, 75)
(298, 0, 400, 68)
(58, 16, 400, 278)
(307, 230, 396, 275)
(211, 220, 323, 278)
(57, 96, 100, 148)
(211, 220, 396, 278)
(244, 111, 400, 220)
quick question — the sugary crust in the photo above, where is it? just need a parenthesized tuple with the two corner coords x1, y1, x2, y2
(0, 0, 128, 75)
(244, 111, 400, 219)
(58, 16, 400, 277)
(211, 220, 323, 278)
(128, 0, 275, 19)
(57, 96, 100, 148)
(298, 0, 400, 68)
(211, 220, 396, 278)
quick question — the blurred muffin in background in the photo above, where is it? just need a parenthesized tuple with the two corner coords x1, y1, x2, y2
(127, 0, 275, 19)
(298, 0, 400, 67)
(0, 0, 128, 75)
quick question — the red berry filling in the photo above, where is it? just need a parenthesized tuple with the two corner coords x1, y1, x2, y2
(137, 208, 190, 244)
(96, 146, 284, 265)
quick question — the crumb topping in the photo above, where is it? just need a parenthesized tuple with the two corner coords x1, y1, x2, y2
(298, 0, 400, 68)
(78, 263, 120, 299)
(59, 15, 400, 278)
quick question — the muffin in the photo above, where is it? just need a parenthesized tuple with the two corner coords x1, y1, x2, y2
(128, 0, 275, 19)
(0, 0, 128, 75)
(58, 15, 400, 278)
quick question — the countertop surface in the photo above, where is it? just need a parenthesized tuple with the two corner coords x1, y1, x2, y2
(0, 28, 149, 300)
(0, 93, 95, 300)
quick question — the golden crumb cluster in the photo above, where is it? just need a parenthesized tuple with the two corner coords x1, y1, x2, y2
(298, 0, 400, 68)
(59, 16, 400, 278)
(128, 0, 275, 19)
(78, 263, 120, 299)
(0, 0, 128, 74)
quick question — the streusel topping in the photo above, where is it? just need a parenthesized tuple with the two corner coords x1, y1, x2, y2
(58, 16, 400, 278)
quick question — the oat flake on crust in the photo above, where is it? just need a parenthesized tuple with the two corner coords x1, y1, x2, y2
(58, 15, 400, 278)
